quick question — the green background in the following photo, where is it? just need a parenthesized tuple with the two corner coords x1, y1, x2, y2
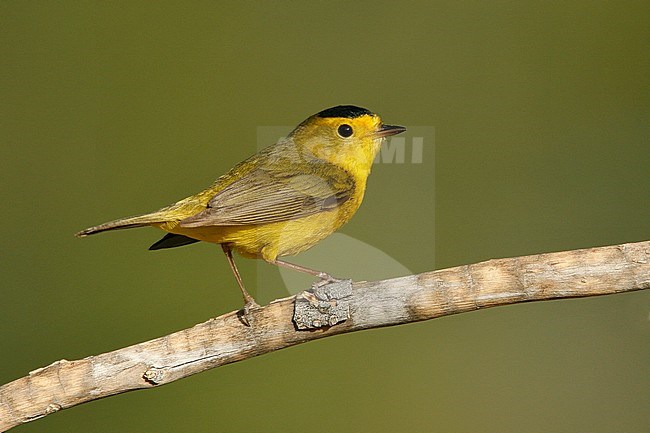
(1, 1, 648, 432)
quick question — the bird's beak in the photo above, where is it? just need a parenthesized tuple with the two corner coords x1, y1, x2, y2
(374, 124, 407, 138)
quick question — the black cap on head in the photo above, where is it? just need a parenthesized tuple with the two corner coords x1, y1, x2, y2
(316, 105, 373, 119)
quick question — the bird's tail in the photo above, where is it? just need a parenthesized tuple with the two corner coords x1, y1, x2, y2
(75, 213, 166, 237)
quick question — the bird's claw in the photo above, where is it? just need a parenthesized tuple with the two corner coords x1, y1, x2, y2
(312, 274, 342, 289)
(238, 300, 260, 327)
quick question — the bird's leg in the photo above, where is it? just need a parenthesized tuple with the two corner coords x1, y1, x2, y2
(271, 258, 341, 287)
(221, 244, 259, 325)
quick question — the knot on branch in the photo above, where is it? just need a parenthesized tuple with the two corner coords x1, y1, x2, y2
(143, 367, 167, 385)
(293, 279, 352, 329)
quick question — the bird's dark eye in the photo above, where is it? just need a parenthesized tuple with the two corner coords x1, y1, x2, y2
(337, 124, 353, 138)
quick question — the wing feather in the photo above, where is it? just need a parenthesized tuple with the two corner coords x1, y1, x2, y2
(179, 163, 354, 227)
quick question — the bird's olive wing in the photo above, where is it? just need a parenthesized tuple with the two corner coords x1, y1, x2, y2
(179, 164, 355, 227)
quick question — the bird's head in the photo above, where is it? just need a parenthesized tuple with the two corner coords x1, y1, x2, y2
(289, 105, 406, 175)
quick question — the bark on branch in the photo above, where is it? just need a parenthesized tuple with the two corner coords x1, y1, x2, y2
(1, 240, 649, 431)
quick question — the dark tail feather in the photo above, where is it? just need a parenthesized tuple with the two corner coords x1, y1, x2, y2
(149, 233, 200, 250)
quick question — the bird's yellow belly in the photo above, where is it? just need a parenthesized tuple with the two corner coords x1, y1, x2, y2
(155, 199, 359, 262)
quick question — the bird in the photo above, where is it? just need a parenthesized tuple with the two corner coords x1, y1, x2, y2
(76, 105, 406, 323)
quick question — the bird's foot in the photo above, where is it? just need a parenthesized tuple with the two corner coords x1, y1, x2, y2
(238, 299, 260, 327)
(312, 273, 342, 289)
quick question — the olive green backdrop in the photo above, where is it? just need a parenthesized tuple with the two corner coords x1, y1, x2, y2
(1, 1, 648, 432)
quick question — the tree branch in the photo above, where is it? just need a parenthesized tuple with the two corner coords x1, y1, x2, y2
(1, 240, 649, 431)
